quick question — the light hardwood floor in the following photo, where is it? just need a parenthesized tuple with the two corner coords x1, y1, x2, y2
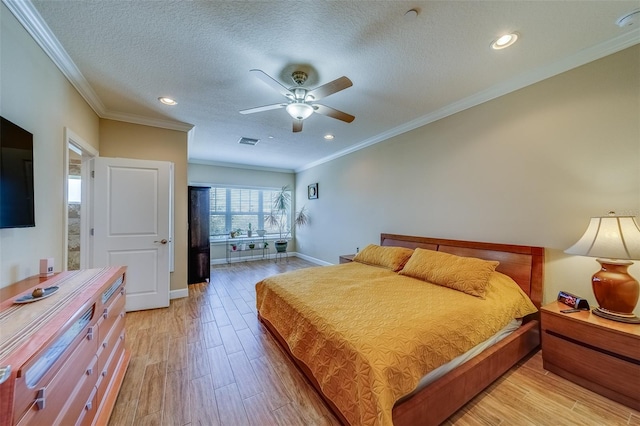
(109, 258, 640, 426)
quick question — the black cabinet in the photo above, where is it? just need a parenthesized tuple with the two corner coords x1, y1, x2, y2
(188, 186, 210, 284)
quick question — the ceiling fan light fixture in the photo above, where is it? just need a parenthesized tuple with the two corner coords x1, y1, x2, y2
(286, 103, 314, 120)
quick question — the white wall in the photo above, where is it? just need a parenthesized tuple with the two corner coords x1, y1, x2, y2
(0, 4, 100, 286)
(296, 45, 640, 315)
(189, 163, 294, 189)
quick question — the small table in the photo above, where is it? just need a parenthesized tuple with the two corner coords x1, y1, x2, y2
(540, 301, 640, 410)
(339, 254, 355, 264)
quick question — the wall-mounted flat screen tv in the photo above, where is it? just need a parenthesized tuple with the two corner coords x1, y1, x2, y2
(1, 116, 35, 228)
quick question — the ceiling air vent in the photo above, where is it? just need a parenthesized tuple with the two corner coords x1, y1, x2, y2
(238, 137, 259, 146)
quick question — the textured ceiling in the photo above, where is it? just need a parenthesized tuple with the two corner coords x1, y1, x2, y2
(14, 0, 640, 171)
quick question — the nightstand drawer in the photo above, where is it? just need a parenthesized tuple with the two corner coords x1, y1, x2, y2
(542, 311, 639, 361)
(542, 332, 640, 401)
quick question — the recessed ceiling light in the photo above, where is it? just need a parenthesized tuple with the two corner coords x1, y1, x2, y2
(491, 33, 519, 50)
(158, 97, 177, 106)
(324, 134, 334, 140)
(617, 9, 640, 28)
(404, 8, 419, 19)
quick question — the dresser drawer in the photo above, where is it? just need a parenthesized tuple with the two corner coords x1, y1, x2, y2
(98, 286, 125, 344)
(15, 346, 98, 426)
(13, 306, 97, 424)
(97, 313, 125, 377)
(53, 355, 99, 426)
(97, 329, 125, 404)
(76, 386, 98, 426)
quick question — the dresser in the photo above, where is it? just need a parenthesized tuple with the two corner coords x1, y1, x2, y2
(0, 267, 130, 426)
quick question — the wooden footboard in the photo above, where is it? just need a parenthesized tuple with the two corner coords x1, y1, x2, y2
(260, 313, 539, 426)
(392, 319, 540, 425)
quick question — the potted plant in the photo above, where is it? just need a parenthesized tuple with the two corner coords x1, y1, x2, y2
(265, 185, 309, 253)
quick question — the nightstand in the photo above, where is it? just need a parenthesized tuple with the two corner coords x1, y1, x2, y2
(339, 254, 355, 264)
(541, 301, 640, 410)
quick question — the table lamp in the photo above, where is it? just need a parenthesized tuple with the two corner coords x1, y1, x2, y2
(564, 212, 640, 323)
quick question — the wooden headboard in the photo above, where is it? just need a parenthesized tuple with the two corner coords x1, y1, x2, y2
(380, 233, 544, 308)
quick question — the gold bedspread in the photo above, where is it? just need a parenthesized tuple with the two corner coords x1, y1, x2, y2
(255, 262, 537, 425)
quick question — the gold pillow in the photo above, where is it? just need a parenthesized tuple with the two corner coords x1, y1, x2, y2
(352, 244, 414, 272)
(399, 248, 499, 298)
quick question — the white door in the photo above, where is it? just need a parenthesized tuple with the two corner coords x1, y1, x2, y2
(91, 157, 172, 311)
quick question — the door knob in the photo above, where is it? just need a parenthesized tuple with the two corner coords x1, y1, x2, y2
(154, 239, 168, 244)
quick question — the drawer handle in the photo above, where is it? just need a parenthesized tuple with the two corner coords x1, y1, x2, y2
(35, 388, 45, 410)
(0, 365, 10, 384)
(102, 342, 108, 349)
(86, 400, 92, 411)
(119, 333, 125, 341)
(101, 370, 107, 377)
(103, 308, 109, 319)
(120, 287, 125, 295)
(87, 327, 94, 341)
(86, 367, 93, 376)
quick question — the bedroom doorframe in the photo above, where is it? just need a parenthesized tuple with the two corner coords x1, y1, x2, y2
(63, 127, 98, 270)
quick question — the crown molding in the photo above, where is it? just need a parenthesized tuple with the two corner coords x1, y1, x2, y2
(188, 159, 295, 174)
(101, 110, 194, 132)
(296, 29, 640, 173)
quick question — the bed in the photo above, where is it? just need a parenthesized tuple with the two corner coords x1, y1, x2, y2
(256, 233, 544, 425)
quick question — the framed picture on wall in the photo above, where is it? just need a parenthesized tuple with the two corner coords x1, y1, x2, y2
(308, 183, 318, 199)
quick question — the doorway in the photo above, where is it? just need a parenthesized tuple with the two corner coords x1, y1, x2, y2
(91, 157, 172, 311)
(63, 128, 97, 270)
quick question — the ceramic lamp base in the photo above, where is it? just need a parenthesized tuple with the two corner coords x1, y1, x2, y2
(591, 259, 639, 323)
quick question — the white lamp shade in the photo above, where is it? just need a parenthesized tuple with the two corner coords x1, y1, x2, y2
(286, 103, 314, 120)
(565, 215, 640, 260)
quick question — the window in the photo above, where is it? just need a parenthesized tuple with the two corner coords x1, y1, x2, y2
(209, 187, 291, 238)
(67, 176, 81, 204)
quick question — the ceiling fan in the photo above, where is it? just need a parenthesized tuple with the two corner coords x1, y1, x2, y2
(239, 69, 355, 133)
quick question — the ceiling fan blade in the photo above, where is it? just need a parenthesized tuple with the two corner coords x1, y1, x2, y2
(293, 119, 303, 133)
(306, 76, 352, 101)
(312, 104, 355, 123)
(239, 103, 287, 114)
(250, 69, 294, 99)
